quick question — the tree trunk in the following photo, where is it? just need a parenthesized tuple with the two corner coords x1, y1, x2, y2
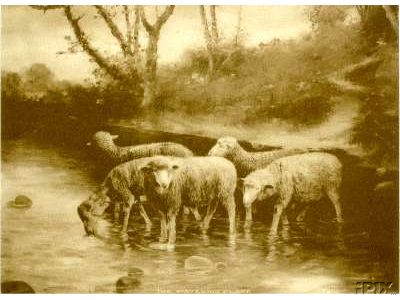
(140, 5, 175, 107)
(199, 5, 214, 82)
(235, 6, 243, 47)
(133, 6, 141, 68)
(210, 5, 219, 46)
(142, 32, 159, 107)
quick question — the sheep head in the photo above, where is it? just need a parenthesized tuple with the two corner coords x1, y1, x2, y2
(242, 171, 277, 208)
(90, 131, 119, 147)
(141, 157, 180, 194)
(208, 136, 239, 157)
(77, 189, 111, 236)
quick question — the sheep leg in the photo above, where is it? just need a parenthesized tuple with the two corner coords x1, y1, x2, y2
(202, 201, 218, 234)
(270, 203, 285, 236)
(182, 206, 190, 216)
(122, 197, 135, 232)
(327, 189, 343, 223)
(225, 197, 236, 235)
(159, 210, 168, 242)
(296, 206, 308, 222)
(281, 213, 289, 226)
(190, 207, 202, 222)
(244, 206, 253, 229)
(114, 202, 121, 221)
(138, 203, 152, 231)
(166, 211, 177, 250)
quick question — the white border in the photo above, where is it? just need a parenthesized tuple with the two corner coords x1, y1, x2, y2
(0, 1, 398, 299)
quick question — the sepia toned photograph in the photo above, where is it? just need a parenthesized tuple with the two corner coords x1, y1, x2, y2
(1, 4, 399, 294)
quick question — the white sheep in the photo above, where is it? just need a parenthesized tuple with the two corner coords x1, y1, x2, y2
(77, 157, 155, 235)
(88, 131, 193, 163)
(208, 136, 310, 177)
(242, 152, 343, 235)
(141, 156, 237, 250)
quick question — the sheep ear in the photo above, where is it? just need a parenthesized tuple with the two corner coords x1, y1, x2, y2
(111, 134, 119, 140)
(141, 166, 151, 173)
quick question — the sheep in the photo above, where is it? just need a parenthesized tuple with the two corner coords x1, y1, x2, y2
(77, 157, 155, 236)
(141, 156, 237, 250)
(208, 136, 310, 178)
(88, 131, 194, 163)
(242, 152, 343, 236)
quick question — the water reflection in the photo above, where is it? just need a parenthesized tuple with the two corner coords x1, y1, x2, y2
(1, 139, 396, 293)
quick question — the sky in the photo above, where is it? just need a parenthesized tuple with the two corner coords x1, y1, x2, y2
(1, 5, 311, 82)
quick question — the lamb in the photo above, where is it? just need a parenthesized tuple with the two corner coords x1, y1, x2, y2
(242, 152, 343, 236)
(141, 156, 237, 250)
(208, 136, 310, 178)
(88, 131, 193, 163)
(77, 157, 155, 236)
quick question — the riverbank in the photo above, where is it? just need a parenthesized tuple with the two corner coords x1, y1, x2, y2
(109, 97, 364, 157)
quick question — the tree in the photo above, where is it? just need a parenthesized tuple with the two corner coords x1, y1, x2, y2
(199, 5, 219, 81)
(31, 5, 175, 108)
(234, 6, 243, 47)
(23, 63, 55, 93)
(356, 5, 397, 46)
(140, 6, 175, 106)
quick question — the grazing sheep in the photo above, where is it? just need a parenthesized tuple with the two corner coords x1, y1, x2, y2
(141, 156, 237, 250)
(242, 152, 343, 235)
(208, 136, 310, 177)
(77, 157, 155, 235)
(88, 131, 193, 163)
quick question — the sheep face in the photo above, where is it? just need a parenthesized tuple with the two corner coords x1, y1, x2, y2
(78, 192, 111, 235)
(92, 131, 119, 146)
(208, 137, 238, 157)
(242, 175, 276, 207)
(142, 159, 180, 193)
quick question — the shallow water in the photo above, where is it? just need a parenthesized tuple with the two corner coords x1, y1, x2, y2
(1, 139, 397, 293)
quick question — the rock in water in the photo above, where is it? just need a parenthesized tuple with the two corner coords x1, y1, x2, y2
(116, 276, 140, 293)
(128, 267, 144, 278)
(215, 262, 227, 271)
(8, 195, 32, 209)
(1, 281, 35, 293)
(184, 256, 214, 273)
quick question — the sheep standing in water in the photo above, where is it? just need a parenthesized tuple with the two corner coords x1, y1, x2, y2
(141, 156, 237, 250)
(208, 136, 311, 223)
(78, 157, 155, 235)
(242, 152, 343, 236)
(208, 136, 310, 178)
(89, 131, 193, 163)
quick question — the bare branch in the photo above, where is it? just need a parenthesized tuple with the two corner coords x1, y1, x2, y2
(30, 5, 65, 12)
(199, 5, 214, 80)
(199, 5, 212, 43)
(210, 5, 219, 45)
(95, 5, 133, 57)
(154, 5, 175, 31)
(140, 7, 154, 34)
(64, 6, 126, 81)
(133, 6, 141, 60)
(235, 6, 243, 46)
(123, 6, 133, 48)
